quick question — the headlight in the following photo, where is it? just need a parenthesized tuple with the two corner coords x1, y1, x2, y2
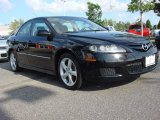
(88, 45, 126, 53)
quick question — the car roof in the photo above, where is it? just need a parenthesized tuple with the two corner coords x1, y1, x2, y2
(29, 16, 85, 21)
(129, 24, 145, 26)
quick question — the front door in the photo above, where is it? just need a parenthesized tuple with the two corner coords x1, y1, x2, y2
(27, 20, 53, 70)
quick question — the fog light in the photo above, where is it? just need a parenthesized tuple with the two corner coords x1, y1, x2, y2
(100, 68, 116, 76)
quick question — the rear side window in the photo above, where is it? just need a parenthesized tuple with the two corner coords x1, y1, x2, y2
(129, 25, 145, 30)
(17, 22, 32, 36)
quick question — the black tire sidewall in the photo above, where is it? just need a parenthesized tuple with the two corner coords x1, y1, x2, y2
(58, 53, 83, 90)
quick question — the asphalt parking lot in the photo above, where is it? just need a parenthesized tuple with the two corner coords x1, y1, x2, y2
(0, 52, 160, 120)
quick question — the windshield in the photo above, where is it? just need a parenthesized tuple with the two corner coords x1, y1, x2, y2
(47, 17, 106, 34)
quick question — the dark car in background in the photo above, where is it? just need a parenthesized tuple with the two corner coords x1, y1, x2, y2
(128, 24, 151, 37)
(154, 30, 160, 48)
(7, 16, 158, 90)
(155, 36, 160, 48)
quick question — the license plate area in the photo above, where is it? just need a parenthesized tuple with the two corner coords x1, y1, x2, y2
(145, 54, 155, 67)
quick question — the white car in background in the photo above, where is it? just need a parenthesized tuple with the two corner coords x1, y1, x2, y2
(0, 37, 8, 61)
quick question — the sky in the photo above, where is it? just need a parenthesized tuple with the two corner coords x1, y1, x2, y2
(0, 0, 159, 25)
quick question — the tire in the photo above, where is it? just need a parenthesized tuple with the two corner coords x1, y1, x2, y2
(9, 51, 22, 72)
(58, 53, 83, 90)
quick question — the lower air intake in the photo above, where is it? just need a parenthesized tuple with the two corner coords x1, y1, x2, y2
(100, 68, 116, 76)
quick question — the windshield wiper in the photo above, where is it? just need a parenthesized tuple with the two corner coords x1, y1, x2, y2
(63, 30, 107, 34)
(78, 29, 106, 32)
(92, 30, 106, 31)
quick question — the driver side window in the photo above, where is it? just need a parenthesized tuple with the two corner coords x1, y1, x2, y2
(31, 22, 50, 36)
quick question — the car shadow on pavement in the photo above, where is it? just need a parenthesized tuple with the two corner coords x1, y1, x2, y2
(13, 69, 64, 89)
(0, 62, 139, 91)
(0, 85, 54, 120)
(0, 62, 64, 88)
(0, 108, 13, 120)
(81, 77, 138, 91)
(0, 86, 54, 104)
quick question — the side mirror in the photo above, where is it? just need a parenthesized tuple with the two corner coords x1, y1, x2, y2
(37, 30, 51, 37)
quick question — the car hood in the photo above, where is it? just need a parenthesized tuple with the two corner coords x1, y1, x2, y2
(0, 40, 7, 47)
(65, 31, 150, 45)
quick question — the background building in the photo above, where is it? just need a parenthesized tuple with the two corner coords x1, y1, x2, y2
(0, 24, 11, 36)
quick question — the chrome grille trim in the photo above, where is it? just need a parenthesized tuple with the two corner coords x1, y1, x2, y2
(127, 42, 152, 52)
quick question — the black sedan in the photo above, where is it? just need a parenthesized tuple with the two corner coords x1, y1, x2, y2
(7, 16, 158, 90)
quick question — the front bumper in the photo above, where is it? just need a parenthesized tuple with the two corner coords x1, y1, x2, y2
(81, 47, 158, 81)
(0, 50, 8, 60)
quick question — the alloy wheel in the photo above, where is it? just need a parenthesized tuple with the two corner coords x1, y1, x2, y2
(59, 58, 77, 87)
(10, 53, 17, 71)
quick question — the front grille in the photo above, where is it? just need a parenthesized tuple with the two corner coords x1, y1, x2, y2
(1, 53, 7, 57)
(100, 68, 116, 76)
(0, 47, 6, 50)
(128, 42, 152, 52)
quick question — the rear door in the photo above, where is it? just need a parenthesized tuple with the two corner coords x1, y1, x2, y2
(14, 21, 32, 65)
(27, 19, 53, 70)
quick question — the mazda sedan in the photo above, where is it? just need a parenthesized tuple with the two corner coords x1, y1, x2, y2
(7, 17, 158, 89)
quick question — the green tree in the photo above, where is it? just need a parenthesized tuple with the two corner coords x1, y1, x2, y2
(115, 21, 127, 31)
(158, 21, 160, 29)
(128, 0, 154, 36)
(86, 2, 103, 25)
(135, 19, 141, 25)
(103, 19, 116, 26)
(154, 3, 160, 16)
(146, 19, 152, 29)
(125, 22, 131, 30)
(153, 25, 157, 30)
(103, 19, 130, 31)
(9, 19, 24, 34)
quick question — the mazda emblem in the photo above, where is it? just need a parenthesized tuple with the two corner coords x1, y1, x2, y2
(142, 44, 148, 51)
